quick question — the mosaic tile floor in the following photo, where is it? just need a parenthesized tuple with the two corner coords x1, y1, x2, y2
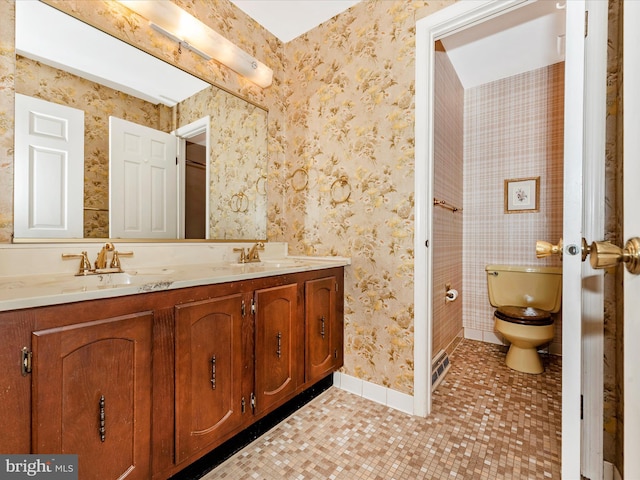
(203, 339, 562, 479)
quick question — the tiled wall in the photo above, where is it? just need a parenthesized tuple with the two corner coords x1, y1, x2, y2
(432, 42, 464, 356)
(462, 63, 565, 351)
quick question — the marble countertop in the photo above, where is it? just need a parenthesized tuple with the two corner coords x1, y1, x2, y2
(0, 256, 350, 312)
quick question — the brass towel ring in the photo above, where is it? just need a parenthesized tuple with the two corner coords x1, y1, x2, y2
(230, 192, 249, 213)
(330, 176, 351, 205)
(290, 168, 309, 192)
(256, 175, 267, 195)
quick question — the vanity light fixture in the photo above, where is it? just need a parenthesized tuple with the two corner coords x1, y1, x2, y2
(116, 0, 273, 88)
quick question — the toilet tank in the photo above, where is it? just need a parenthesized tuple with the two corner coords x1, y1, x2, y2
(485, 265, 562, 313)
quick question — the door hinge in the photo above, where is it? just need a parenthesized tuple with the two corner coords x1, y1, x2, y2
(580, 394, 584, 420)
(334, 349, 338, 359)
(21, 347, 32, 376)
(251, 298, 256, 315)
(335, 282, 338, 292)
(585, 10, 589, 37)
(241, 299, 246, 317)
(241, 396, 246, 414)
(250, 392, 256, 413)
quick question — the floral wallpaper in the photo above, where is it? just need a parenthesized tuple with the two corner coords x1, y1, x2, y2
(178, 86, 268, 239)
(282, 1, 445, 393)
(0, 0, 15, 242)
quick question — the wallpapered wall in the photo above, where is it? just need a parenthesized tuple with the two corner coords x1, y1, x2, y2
(282, 0, 451, 393)
(462, 63, 565, 353)
(432, 42, 464, 356)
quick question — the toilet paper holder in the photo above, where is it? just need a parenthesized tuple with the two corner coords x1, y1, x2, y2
(445, 283, 459, 302)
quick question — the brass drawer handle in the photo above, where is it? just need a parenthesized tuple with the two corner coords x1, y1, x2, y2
(99, 395, 106, 442)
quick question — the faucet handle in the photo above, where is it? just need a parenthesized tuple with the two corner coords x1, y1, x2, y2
(233, 248, 247, 263)
(62, 251, 93, 275)
(110, 251, 133, 270)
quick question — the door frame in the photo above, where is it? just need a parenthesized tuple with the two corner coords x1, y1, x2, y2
(174, 116, 211, 239)
(414, 1, 607, 477)
(624, 2, 640, 476)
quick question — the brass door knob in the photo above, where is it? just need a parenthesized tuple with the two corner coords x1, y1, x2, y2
(589, 237, 640, 274)
(536, 238, 591, 261)
(535, 238, 563, 258)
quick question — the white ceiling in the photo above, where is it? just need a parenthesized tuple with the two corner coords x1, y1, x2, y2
(441, 1, 566, 89)
(231, 0, 566, 88)
(230, 0, 361, 43)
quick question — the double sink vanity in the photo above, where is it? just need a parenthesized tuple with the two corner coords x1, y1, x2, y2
(0, 241, 349, 479)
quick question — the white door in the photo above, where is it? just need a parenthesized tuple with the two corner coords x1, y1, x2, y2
(14, 94, 84, 238)
(562, 1, 611, 478)
(624, 2, 640, 476)
(109, 117, 177, 238)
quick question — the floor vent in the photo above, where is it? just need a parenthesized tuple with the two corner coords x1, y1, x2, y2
(431, 349, 451, 390)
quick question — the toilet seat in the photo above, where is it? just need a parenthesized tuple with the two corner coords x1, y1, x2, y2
(494, 306, 553, 326)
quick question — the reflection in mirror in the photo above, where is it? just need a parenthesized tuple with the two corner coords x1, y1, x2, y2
(13, 1, 268, 241)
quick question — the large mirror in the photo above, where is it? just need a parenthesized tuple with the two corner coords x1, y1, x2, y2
(13, 1, 268, 241)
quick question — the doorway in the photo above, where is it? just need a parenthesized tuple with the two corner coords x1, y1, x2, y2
(415, 1, 608, 478)
(184, 135, 207, 239)
(175, 116, 211, 239)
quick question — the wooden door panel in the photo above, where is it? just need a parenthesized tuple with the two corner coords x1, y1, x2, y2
(174, 294, 244, 463)
(305, 277, 337, 382)
(254, 284, 298, 414)
(32, 312, 152, 480)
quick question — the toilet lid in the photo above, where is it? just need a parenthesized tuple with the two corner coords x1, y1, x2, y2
(494, 306, 553, 326)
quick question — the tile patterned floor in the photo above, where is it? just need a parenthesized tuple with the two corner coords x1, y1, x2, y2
(203, 339, 562, 479)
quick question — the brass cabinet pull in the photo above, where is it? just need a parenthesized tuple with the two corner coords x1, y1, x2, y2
(320, 316, 326, 339)
(276, 332, 282, 358)
(99, 395, 106, 442)
(210, 355, 216, 390)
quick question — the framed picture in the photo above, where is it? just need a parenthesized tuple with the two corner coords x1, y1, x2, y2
(504, 177, 540, 213)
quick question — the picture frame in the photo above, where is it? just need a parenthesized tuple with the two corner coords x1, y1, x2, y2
(504, 177, 540, 213)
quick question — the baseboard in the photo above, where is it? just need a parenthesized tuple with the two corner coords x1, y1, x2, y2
(333, 372, 414, 414)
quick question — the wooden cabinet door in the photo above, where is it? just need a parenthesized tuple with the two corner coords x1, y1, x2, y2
(305, 276, 338, 382)
(31, 312, 153, 480)
(254, 283, 298, 415)
(174, 294, 246, 463)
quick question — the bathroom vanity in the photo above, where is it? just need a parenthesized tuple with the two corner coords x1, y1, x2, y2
(0, 243, 348, 479)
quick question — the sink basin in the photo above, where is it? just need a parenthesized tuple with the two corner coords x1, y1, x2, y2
(127, 267, 175, 276)
(58, 271, 174, 293)
(262, 259, 300, 268)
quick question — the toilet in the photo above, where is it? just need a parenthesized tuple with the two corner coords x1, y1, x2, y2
(485, 265, 562, 374)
